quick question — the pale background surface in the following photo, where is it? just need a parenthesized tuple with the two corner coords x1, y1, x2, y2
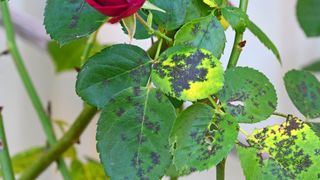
(0, 0, 320, 179)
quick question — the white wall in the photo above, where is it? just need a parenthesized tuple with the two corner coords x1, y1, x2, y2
(0, 0, 319, 179)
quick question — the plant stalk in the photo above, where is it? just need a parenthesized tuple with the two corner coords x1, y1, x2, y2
(220, 0, 250, 179)
(80, 31, 98, 66)
(216, 158, 226, 180)
(0, 108, 15, 180)
(0, 1, 70, 179)
(136, 14, 173, 44)
(227, 0, 249, 69)
(19, 105, 98, 180)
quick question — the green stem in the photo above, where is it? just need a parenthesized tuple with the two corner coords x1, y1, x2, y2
(136, 14, 173, 44)
(227, 0, 249, 69)
(80, 31, 98, 66)
(19, 105, 98, 180)
(0, 1, 70, 179)
(170, 177, 178, 180)
(0, 108, 15, 180)
(154, 38, 163, 60)
(207, 96, 224, 114)
(216, 158, 226, 180)
(273, 112, 288, 118)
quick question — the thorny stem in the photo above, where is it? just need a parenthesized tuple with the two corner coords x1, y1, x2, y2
(218, 0, 250, 179)
(19, 105, 98, 180)
(0, 108, 15, 180)
(136, 14, 173, 44)
(0, 1, 71, 179)
(227, 0, 249, 69)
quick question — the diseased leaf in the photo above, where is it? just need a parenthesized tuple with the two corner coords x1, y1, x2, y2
(174, 15, 226, 59)
(247, 20, 282, 64)
(152, 46, 224, 101)
(149, 0, 187, 30)
(284, 70, 320, 118)
(303, 59, 320, 72)
(221, 7, 249, 33)
(218, 67, 277, 123)
(44, 0, 106, 45)
(296, 0, 320, 37)
(170, 103, 238, 174)
(47, 38, 104, 72)
(241, 116, 320, 179)
(97, 87, 176, 179)
(76, 44, 152, 108)
(237, 145, 291, 180)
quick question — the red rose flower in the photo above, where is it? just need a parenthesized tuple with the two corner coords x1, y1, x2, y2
(85, 0, 146, 24)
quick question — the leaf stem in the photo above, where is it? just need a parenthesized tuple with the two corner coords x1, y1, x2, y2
(80, 30, 98, 66)
(0, 107, 15, 180)
(0, 1, 70, 178)
(226, 0, 249, 69)
(136, 14, 173, 44)
(216, 158, 226, 180)
(154, 38, 163, 60)
(19, 105, 98, 180)
(272, 111, 288, 118)
(208, 96, 224, 114)
(170, 176, 178, 180)
(239, 128, 250, 137)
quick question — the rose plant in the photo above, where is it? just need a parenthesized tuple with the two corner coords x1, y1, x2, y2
(0, 0, 320, 179)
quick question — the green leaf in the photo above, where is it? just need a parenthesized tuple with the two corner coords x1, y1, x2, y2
(170, 103, 238, 174)
(97, 87, 176, 179)
(308, 122, 320, 138)
(47, 38, 104, 72)
(237, 145, 290, 180)
(184, 0, 212, 24)
(303, 59, 320, 72)
(218, 67, 277, 123)
(44, 0, 106, 45)
(152, 46, 224, 101)
(84, 159, 108, 180)
(71, 159, 85, 180)
(174, 15, 226, 59)
(221, 7, 249, 33)
(296, 0, 320, 37)
(284, 70, 320, 118)
(241, 115, 320, 179)
(70, 159, 108, 180)
(2, 147, 45, 176)
(76, 44, 152, 108)
(247, 20, 282, 64)
(149, 0, 187, 31)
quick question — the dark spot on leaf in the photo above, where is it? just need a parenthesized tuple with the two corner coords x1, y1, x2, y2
(150, 152, 160, 165)
(116, 108, 125, 117)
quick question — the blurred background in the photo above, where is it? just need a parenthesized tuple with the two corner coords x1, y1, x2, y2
(0, 0, 320, 179)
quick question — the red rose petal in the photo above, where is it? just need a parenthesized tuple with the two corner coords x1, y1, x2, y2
(95, 0, 128, 6)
